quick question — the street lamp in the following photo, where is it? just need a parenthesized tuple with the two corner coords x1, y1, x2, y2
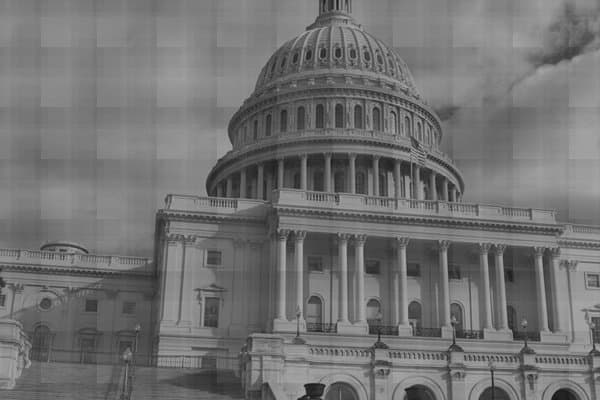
(121, 347, 133, 400)
(293, 305, 306, 344)
(488, 360, 496, 400)
(448, 314, 463, 352)
(373, 312, 388, 349)
(520, 317, 534, 354)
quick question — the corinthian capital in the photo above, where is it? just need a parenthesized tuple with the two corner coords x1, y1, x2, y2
(549, 247, 560, 258)
(395, 237, 410, 248)
(337, 233, 351, 243)
(438, 240, 451, 252)
(532, 247, 546, 257)
(353, 234, 367, 247)
(493, 244, 506, 255)
(478, 243, 492, 255)
(276, 229, 290, 241)
(294, 231, 307, 242)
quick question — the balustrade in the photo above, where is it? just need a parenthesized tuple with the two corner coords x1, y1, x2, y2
(306, 322, 337, 334)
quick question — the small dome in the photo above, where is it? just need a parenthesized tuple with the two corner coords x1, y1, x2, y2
(253, 16, 420, 99)
(40, 241, 89, 254)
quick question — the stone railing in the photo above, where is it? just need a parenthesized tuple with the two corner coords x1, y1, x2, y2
(274, 189, 557, 224)
(463, 352, 520, 366)
(308, 346, 371, 359)
(0, 249, 152, 274)
(0, 319, 31, 389)
(561, 224, 600, 241)
(164, 194, 268, 218)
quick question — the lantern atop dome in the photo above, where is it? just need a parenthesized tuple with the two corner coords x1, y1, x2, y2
(309, 0, 358, 29)
(319, 0, 352, 15)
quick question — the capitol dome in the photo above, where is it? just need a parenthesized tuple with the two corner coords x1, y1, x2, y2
(206, 0, 465, 203)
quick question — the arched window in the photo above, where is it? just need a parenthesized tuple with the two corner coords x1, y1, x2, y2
(372, 107, 381, 131)
(366, 299, 381, 322)
(354, 105, 363, 129)
(306, 296, 323, 331)
(551, 390, 578, 400)
(408, 301, 422, 330)
(316, 104, 325, 129)
(378, 173, 387, 197)
(507, 305, 516, 331)
(253, 120, 258, 140)
(417, 122, 423, 141)
(325, 382, 359, 400)
(32, 325, 52, 362)
(265, 114, 272, 137)
(480, 387, 511, 400)
(334, 171, 345, 193)
(335, 104, 344, 128)
(390, 111, 397, 134)
(297, 107, 305, 130)
(313, 171, 324, 192)
(293, 173, 301, 189)
(356, 171, 367, 195)
(451, 303, 464, 332)
(406, 386, 437, 400)
(280, 110, 288, 132)
(404, 116, 411, 136)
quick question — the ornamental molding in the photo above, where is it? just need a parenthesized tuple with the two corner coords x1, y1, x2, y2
(158, 210, 267, 226)
(557, 239, 600, 249)
(0, 262, 154, 278)
(274, 206, 563, 236)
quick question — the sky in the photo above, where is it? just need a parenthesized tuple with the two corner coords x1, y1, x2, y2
(0, 0, 599, 256)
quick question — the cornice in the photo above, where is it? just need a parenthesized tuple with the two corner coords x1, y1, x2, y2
(557, 239, 600, 250)
(273, 206, 563, 236)
(157, 209, 267, 225)
(0, 262, 154, 278)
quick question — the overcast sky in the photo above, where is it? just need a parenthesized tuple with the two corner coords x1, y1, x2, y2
(0, 0, 599, 256)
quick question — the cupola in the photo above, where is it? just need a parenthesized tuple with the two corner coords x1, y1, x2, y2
(319, 0, 352, 14)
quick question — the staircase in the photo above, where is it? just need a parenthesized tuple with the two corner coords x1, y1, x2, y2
(0, 361, 244, 400)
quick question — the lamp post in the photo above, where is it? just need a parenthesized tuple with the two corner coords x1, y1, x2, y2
(121, 347, 133, 400)
(451, 315, 457, 347)
(293, 305, 306, 344)
(520, 317, 534, 354)
(373, 312, 388, 349)
(488, 360, 496, 400)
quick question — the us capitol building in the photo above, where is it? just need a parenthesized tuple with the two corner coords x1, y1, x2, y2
(1, 1, 600, 400)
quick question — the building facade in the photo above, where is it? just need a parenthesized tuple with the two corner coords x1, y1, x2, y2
(154, 2, 600, 400)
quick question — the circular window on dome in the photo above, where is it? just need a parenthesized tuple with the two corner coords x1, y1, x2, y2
(305, 49, 313, 61)
(319, 47, 328, 60)
(39, 297, 53, 311)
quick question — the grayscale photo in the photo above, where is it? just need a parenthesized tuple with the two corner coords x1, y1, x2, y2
(0, 0, 599, 399)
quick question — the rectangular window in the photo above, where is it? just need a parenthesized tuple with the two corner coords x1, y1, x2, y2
(122, 301, 136, 315)
(203, 297, 220, 328)
(593, 317, 600, 344)
(448, 264, 461, 280)
(505, 267, 514, 283)
(0, 294, 6, 307)
(85, 299, 98, 313)
(407, 263, 421, 277)
(586, 273, 600, 289)
(365, 259, 380, 275)
(206, 250, 222, 267)
(308, 256, 323, 272)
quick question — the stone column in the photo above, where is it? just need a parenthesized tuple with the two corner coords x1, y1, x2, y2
(439, 240, 451, 329)
(549, 248, 566, 332)
(277, 158, 285, 189)
(394, 160, 402, 199)
(429, 171, 437, 201)
(478, 243, 493, 331)
(354, 235, 367, 324)
(494, 245, 509, 330)
(396, 237, 411, 336)
(442, 178, 449, 201)
(413, 164, 421, 200)
(533, 247, 549, 332)
(239, 168, 247, 199)
(337, 233, 350, 323)
(178, 236, 196, 327)
(257, 164, 264, 200)
(450, 186, 457, 202)
(226, 176, 233, 198)
(349, 153, 356, 194)
(294, 231, 306, 321)
(404, 175, 411, 199)
(300, 154, 308, 191)
(324, 153, 332, 192)
(160, 234, 183, 326)
(372, 156, 380, 196)
(276, 229, 289, 322)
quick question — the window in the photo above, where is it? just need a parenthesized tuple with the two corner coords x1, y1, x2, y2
(316, 104, 325, 129)
(335, 104, 344, 128)
(363, 48, 371, 62)
(593, 317, 600, 344)
(417, 122, 423, 141)
(280, 110, 288, 132)
(39, 297, 53, 311)
(265, 114, 272, 137)
(408, 301, 422, 330)
(305, 49, 313, 61)
(313, 171, 324, 191)
(253, 120, 258, 140)
(319, 47, 328, 60)
(292, 51, 299, 65)
(85, 299, 98, 313)
(306, 296, 323, 326)
(378, 173, 387, 197)
(407, 263, 421, 277)
(448, 264, 461, 280)
(206, 250, 222, 267)
(334, 46, 342, 59)
(308, 256, 323, 272)
(372, 108, 381, 131)
(451, 303, 463, 331)
(356, 171, 367, 194)
(122, 301, 136, 315)
(325, 382, 359, 400)
(354, 105, 363, 129)
(334, 171, 345, 193)
(366, 299, 381, 321)
(0, 294, 5, 307)
(390, 111, 397, 134)
(293, 173, 301, 189)
(365, 259, 380, 275)
(297, 107, 305, 130)
(404, 116, 411, 136)
(203, 297, 220, 328)
(586, 273, 600, 289)
(349, 47, 357, 60)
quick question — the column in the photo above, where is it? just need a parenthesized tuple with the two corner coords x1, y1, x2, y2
(178, 236, 196, 326)
(294, 231, 306, 318)
(396, 237, 410, 328)
(394, 160, 402, 199)
(277, 158, 285, 189)
(226, 176, 233, 198)
(549, 248, 566, 332)
(161, 235, 183, 325)
(349, 153, 357, 194)
(300, 154, 308, 191)
(494, 245, 508, 330)
(404, 175, 411, 199)
(450, 186, 457, 202)
(354, 235, 367, 323)
(324, 153, 332, 192)
(372, 156, 380, 196)
(276, 229, 289, 321)
(337, 233, 350, 323)
(442, 178, 449, 201)
(257, 164, 264, 200)
(429, 171, 437, 201)
(478, 243, 493, 330)
(439, 240, 451, 328)
(533, 247, 549, 332)
(413, 164, 421, 200)
(239, 168, 247, 198)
